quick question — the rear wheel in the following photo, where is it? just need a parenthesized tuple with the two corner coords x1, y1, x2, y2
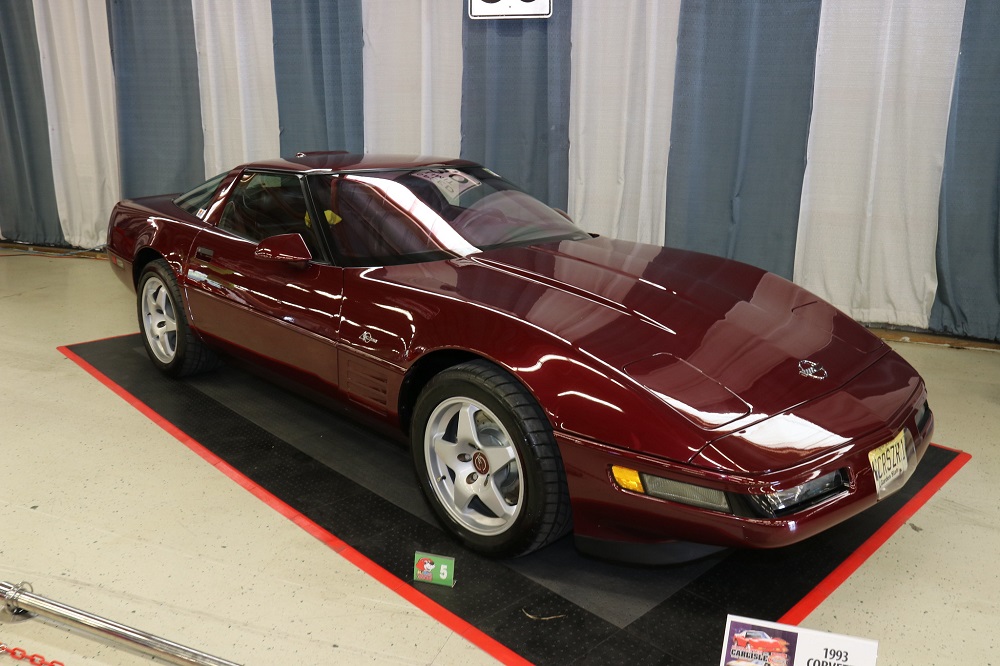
(137, 259, 217, 377)
(411, 360, 571, 557)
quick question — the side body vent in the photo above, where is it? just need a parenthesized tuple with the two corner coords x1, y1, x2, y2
(345, 358, 389, 414)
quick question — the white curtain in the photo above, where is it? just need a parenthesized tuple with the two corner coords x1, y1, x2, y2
(361, 0, 463, 157)
(31, 0, 120, 249)
(567, 0, 681, 243)
(793, 1, 966, 328)
(191, 0, 281, 176)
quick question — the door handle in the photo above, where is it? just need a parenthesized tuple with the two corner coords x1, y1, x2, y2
(195, 246, 214, 262)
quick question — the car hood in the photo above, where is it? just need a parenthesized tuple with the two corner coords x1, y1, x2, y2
(471, 237, 887, 432)
(377, 236, 888, 464)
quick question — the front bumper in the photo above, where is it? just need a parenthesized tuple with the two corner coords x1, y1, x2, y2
(556, 370, 933, 564)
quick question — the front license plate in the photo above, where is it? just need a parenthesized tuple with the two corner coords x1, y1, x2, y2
(869, 430, 908, 499)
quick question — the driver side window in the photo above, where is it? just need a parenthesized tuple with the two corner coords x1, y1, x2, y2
(218, 171, 324, 260)
(307, 175, 458, 267)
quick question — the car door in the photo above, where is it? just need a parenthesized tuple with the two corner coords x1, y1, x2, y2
(183, 169, 344, 391)
(314, 173, 463, 419)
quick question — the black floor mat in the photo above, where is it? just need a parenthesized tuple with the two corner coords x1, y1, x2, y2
(66, 335, 963, 665)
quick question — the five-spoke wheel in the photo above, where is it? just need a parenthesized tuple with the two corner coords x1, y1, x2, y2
(423, 397, 524, 536)
(140, 273, 179, 364)
(411, 360, 571, 557)
(136, 259, 216, 377)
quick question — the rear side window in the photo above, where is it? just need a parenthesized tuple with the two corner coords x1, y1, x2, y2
(174, 172, 228, 216)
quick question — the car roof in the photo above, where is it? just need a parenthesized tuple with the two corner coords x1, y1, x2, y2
(246, 151, 480, 173)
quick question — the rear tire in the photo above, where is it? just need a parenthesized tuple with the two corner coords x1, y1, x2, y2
(137, 259, 217, 377)
(411, 360, 571, 557)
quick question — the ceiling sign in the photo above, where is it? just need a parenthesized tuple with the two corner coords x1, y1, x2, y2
(468, 0, 552, 20)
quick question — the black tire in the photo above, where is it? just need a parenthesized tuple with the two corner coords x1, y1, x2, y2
(410, 360, 571, 557)
(137, 259, 217, 377)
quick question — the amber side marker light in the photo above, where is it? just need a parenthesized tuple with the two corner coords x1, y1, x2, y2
(611, 465, 644, 493)
(611, 465, 730, 513)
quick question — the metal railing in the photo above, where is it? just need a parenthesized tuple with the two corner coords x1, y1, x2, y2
(1, 581, 241, 666)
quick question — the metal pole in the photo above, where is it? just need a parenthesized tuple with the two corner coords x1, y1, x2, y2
(1, 581, 241, 666)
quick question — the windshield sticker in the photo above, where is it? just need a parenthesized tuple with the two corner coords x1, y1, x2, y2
(413, 169, 481, 202)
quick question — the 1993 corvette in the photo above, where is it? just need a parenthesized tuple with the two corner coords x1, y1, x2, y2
(107, 152, 933, 563)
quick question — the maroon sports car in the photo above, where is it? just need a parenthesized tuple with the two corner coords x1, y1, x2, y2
(733, 629, 789, 653)
(106, 152, 933, 563)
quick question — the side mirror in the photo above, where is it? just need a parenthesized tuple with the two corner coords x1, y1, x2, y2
(254, 233, 312, 265)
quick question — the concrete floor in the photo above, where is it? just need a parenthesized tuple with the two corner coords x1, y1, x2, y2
(1, 249, 996, 665)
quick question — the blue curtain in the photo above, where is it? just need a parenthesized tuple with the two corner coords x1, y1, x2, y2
(665, 0, 820, 279)
(271, 0, 365, 157)
(930, 0, 1000, 342)
(0, 0, 63, 245)
(460, 6, 572, 209)
(107, 0, 204, 199)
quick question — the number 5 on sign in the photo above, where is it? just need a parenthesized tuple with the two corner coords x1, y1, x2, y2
(413, 551, 456, 587)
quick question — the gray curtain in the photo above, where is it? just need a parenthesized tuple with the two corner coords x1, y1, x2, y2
(930, 0, 1000, 342)
(271, 0, 365, 157)
(665, 0, 820, 279)
(107, 0, 204, 199)
(460, 6, 572, 209)
(0, 0, 64, 245)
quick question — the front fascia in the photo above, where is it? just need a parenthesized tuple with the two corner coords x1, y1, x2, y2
(556, 354, 934, 552)
(694, 349, 926, 474)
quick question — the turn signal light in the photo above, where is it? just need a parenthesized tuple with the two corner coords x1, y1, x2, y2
(611, 466, 731, 513)
(611, 465, 644, 493)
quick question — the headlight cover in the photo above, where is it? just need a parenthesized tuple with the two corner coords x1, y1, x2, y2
(748, 469, 848, 518)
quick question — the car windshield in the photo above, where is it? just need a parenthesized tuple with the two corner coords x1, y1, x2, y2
(306, 167, 589, 266)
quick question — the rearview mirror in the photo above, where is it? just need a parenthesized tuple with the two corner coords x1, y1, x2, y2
(254, 233, 312, 264)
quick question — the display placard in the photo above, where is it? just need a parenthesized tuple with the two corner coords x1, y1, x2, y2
(469, 0, 552, 20)
(721, 615, 878, 666)
(413, 551, 456, 587)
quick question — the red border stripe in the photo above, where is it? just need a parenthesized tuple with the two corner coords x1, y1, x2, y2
(59, 343, 531, 666)
(779, 447, 971, 625)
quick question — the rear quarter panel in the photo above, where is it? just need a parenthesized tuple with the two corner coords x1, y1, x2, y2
(106, 196, 210, 291)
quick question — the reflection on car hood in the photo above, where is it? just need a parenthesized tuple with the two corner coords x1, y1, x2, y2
(374, 235, 890, 464)
(471, 237, 887, 431)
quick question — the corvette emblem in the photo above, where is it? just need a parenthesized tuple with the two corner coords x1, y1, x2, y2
(472, 451, 490, 475)
(798, 359, 828, 380)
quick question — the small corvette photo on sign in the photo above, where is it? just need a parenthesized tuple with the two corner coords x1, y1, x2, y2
(724, 620, 796, 666)
(721, 615, 878, 666)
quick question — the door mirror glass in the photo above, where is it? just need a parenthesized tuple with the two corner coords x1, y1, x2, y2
(254, 233, 313, 264)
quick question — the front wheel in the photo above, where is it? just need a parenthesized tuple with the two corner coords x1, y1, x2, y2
(137, 259, 217, 377)
(411, 360, 571, 557)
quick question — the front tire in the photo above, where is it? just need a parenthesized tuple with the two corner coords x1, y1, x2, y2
(411, 360, 571, 557)
(137, 259, 216, 377)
